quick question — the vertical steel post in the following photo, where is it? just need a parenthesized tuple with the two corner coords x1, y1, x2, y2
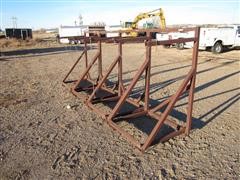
(98, 33, 103, 79)
(84, 32, 88, 69)
(118, 41, 124, 95)
(144, 40, 151, 111)
(185, 27, 200, 135)
(84, 32, 91, 79)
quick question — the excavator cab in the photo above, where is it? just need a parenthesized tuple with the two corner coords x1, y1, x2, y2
(122, 22, 133, 28)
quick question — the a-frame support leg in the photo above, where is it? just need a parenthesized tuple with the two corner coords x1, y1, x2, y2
(142, 70, 194, 151)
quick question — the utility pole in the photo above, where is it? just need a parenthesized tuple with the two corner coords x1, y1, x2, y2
(79, 14, 83, 26)
(11, 16, 17, 28)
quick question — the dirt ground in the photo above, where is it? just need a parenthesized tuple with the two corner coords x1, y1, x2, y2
(0, 41, 239, 179)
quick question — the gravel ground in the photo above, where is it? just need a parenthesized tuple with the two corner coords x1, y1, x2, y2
(0, 43, 239, 179)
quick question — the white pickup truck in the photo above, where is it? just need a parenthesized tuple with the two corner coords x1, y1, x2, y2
(156, 25, 240, 53)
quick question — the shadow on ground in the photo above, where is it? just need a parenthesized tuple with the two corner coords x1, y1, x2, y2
(122, 75, 239, 145)
(0, 45, 95, 60)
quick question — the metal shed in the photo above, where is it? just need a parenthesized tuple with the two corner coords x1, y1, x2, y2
(5, 28, 32, 39)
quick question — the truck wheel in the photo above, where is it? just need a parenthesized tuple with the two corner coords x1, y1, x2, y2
(70, 40, 76, 45)
(163, 44, 171, 48)
(212, 42, 223, 53)
(176, 43, 184, 50)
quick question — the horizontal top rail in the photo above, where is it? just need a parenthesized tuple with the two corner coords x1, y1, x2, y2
(63, 36, 151, 43)
(149, 37, 197, 46)
(73, 27, 197, 34)
(108, 27, 197, 33)
(60, 27, 199, 44)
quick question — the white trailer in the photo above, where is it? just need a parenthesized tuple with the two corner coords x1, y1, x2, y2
(58, 25, 88, 44)
(156, 31, 185, 41)
(105, 25, 122, 37)
(156, 25, 240, 53)
(156, 30, 189, 48)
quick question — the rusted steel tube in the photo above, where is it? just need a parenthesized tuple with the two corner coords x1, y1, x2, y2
(63, 50, 85, 83)
(150, 38, 197, 46)
(141, 68, 194, 151)
(144, 42, 151, 111)
(65, 36, 150, 43)
(87, 56, 120, 103)
(185, 27, 200, 135)
(72, 51, 100, 90)
(107, 57, 150, 120)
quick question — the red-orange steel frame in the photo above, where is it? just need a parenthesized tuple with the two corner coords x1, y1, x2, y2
(62, 27, 200, 152)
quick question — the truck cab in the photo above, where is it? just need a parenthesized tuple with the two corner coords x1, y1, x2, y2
(234, 25, 240, 46)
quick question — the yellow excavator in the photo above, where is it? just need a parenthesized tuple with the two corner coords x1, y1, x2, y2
(122, 8, 166, 37)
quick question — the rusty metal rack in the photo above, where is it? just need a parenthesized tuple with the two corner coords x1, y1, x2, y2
(63, 27, 200, 152)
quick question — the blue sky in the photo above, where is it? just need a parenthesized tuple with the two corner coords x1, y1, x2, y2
(1, 0, 239, 29)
